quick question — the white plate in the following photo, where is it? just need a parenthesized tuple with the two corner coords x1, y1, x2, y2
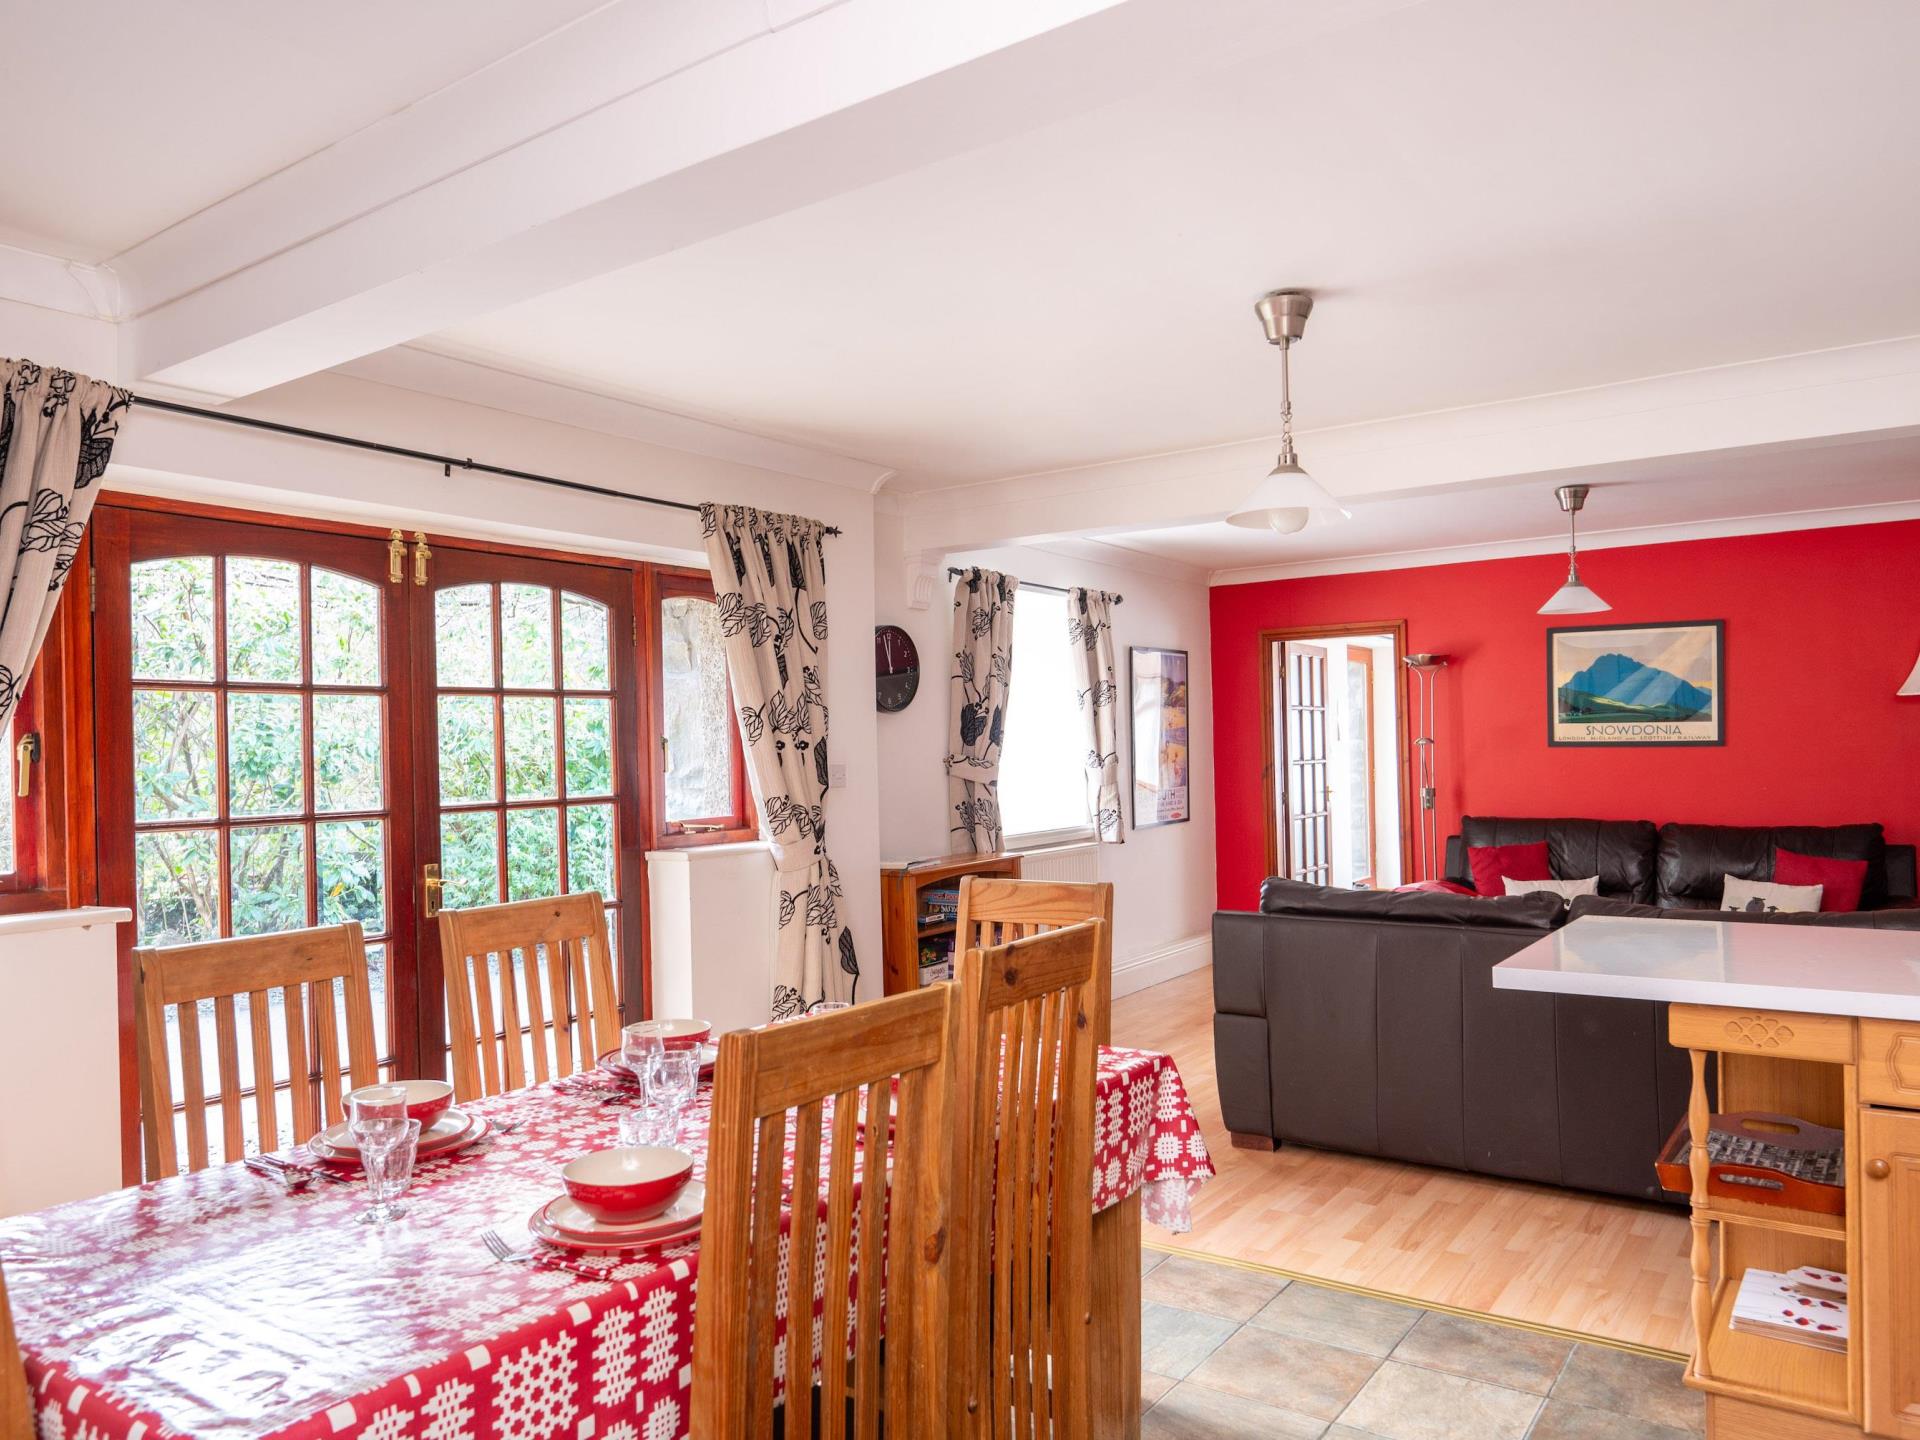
(310, 1110, 488, 1165)
(533, 1181, 705, 1244)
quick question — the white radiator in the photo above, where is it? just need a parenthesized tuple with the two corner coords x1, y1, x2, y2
(1018, 841, 1100, 884)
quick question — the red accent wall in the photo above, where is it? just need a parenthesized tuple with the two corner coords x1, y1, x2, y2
(1210, 518, 1920, 910)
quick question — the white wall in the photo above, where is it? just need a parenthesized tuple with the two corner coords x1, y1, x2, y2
(872, 511, 1217, 990)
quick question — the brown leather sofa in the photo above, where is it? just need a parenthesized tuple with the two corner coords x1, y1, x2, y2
(1213, 818, 1920, 1205)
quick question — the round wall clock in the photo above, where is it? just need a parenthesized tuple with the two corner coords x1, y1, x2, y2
(875, 624, 920, 712)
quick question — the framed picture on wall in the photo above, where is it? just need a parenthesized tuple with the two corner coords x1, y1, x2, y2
(1130, 646, 1191, 827)
(1547, 620, 1725, 746)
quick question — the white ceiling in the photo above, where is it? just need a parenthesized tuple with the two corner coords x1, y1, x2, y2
(426, 0, 1920, 488)
(1096, 433, 1920, 576)
(0, 0, 605, 261)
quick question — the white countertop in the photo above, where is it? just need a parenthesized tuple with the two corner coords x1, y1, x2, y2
(1493, 915, 1920, 1021)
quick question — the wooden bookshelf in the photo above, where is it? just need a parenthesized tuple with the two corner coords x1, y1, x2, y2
(879, 851, 1021, 996)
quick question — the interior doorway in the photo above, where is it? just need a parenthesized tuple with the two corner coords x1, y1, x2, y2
(1261, 623, 1409, 889)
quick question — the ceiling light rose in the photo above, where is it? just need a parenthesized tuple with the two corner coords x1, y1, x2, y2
(1227, 290, 1352, 533)
(1537, 484, 1611, 615)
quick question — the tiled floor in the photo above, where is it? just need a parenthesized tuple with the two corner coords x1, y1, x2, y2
(1139, 1249, 1705, 1440)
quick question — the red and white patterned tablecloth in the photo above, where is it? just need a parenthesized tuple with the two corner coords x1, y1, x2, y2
(3, 1046, 1211, 1440)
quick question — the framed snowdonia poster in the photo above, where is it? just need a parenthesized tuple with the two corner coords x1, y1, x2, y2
(1548, 620, 1724, 747)
(1130, 646, 1191, 827)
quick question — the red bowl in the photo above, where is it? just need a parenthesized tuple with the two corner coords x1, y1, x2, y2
(562, 1146, 694, 1222)
(655, 1019, 713, 1052)
(397, 1079, 454, 1124)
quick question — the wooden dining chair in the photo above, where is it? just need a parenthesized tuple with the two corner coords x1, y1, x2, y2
(947, 919, 1104, 1440)
(133, 922, 378, 1179)
(691, 987, 954, 1440)
(437, 892, 621, 1101)
(952, 876, 1115, 1043)
(1, 1259, 30, 1440)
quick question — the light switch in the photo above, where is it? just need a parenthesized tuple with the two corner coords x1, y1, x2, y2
(829, 763, 848, 788)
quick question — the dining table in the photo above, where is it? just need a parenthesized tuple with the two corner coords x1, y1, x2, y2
(3, 1044, 1212, 1440)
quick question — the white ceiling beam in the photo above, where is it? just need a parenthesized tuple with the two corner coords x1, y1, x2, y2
(897, 334, 1920, 555)
(116, 0, 1370, 400)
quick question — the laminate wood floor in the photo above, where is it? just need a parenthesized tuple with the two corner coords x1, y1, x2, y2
(1114, 965, 1695, 1353)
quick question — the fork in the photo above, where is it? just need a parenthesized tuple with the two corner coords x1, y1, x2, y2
(481, 1227, 607, 1280)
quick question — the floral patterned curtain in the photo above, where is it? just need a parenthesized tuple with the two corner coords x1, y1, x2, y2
(946, 567, 1016, 852)
(0, 360, 128, 726)
(700, 504, 857, 1016)
(1068, 587, 1124, 843)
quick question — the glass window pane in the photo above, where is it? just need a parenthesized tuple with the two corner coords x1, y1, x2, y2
(998, 587, 1089, 840)
(230, 824, 306, 937)
(318, 818, 385, 932)
(313, 694, 383, 812)
(312, 569, 381, 686)
(364, 942, 390, 1063)
(0, 739, 13, 873)
(135, 829, 221, 945)
(225, 558, 302, 683)
(506, 807, 560, 901)
(661, 596, 733, 821)
(132, 557, 215, 681)
(563, 697, 613, 796)
(133, 689, 219, 822)
(566, 803, 615, 899)
(435, 585, 494, 687)
(503, 697, 557, 800)
(501, 585, 554, 689)
(440, 811, 499, 909)
(228, 692, 304, 818)
(437, 695, 497, 804)
(561, 594, 609, 690)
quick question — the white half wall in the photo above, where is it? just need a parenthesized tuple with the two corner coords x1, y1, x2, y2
(872, 513, 1217, 983)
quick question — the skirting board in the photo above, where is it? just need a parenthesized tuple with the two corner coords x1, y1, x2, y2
(1111, 933, 1209, 1000)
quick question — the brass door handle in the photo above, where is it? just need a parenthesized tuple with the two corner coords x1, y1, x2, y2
(423, 863, 444, 920)
(1866, 1158, 1892, 1180)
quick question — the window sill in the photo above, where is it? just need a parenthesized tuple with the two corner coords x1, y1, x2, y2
(652, 827, 760, 851)
(1005, 826, 1096, 855)
(645, 840, 772, 864)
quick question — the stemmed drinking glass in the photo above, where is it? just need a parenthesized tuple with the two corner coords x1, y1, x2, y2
(621, 1022, 668, 1096)
(648, 1050, 699, 1144)
(349, 1086, 420, 1224)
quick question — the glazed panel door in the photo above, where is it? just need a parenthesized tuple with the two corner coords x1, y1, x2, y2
(93, 506, 421, 1173)
(1284, 643, 1331, 885)
(408, 547, 645, 1069)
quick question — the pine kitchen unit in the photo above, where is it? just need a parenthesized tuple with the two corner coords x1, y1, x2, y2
(1496, 916, 1920, 1440)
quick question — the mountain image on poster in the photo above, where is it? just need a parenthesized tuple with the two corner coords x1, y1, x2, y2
(1558, 652, 1712, 723)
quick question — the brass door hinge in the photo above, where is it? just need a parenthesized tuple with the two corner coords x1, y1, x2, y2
(411, 532, 431, 586)
(388, 530, 406, 584)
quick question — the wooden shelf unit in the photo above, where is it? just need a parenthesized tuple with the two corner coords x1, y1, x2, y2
(1697, 1275, 1852, 1423)
(879, 851, 1021, 996)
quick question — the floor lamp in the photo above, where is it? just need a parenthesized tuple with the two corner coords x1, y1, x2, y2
(1404, 653, 1451, 882)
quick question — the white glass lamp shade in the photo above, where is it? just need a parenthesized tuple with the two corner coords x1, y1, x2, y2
(1536, 559, 1611, 615)
(1225, 461, 1352, 532)
(1900, 650, 1920, 697)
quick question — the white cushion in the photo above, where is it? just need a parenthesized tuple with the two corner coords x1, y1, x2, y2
(1722, 875, 1824, 914)
(1502, 875, 1600, 905)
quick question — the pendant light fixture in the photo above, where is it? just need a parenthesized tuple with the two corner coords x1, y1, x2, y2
(1227, 289, 1352, 533)
(1536, 484, 1611, 615)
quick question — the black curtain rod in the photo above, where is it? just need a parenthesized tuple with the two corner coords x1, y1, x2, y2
(947, 566, 1122, 604)
(131, 393, 843, 536)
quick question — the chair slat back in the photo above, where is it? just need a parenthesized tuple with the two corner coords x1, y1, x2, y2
(132, 923, 377, 1180)
(1, 1259, 30, 1440)
(437, 893, 621, 1101)
(952, 877, 1115, 1044)
(948, 919, 1103, 1440)
(692, 988, 954, 1440)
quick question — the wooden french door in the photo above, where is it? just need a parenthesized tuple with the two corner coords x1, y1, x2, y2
(93, 507, 422, 1172)
(95, 506, 646, 1174)
(408, 547, 644, 1068)
(1283, 643, 1332, 885)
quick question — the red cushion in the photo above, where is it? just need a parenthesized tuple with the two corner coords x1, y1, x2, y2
(1773, 848, 1868, 913)
(1395, 880, 1479, 897)
(1468, 841, 1552, 895)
